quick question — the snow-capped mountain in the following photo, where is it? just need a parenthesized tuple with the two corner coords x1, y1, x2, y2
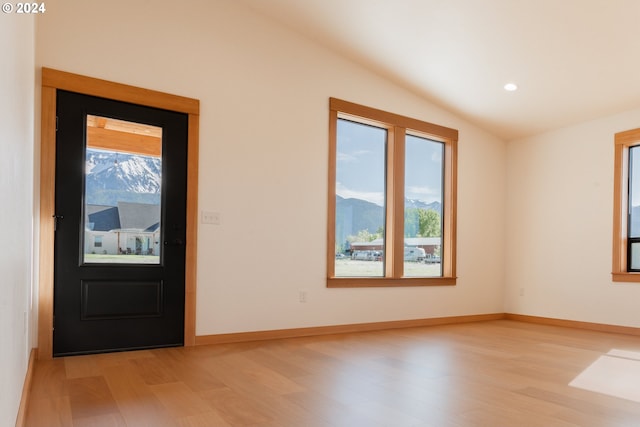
(85, 149, 162, 206)
(404, 198, 442, 213)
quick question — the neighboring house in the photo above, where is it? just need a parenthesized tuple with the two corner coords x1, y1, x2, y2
(349, 238, 384, 252)
(84, 202, 161, 256)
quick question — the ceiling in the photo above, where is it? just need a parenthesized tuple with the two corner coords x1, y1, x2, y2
(241, 0, 640, 140)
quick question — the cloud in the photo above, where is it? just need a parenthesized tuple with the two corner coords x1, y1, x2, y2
(406, 185, 440, 202)
(337, 152, 357, 162)
(337, 150, 371, 163)
(336, 182, 385, 206)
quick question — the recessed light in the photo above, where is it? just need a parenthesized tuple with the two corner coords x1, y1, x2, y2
(504, 83, 518, 92)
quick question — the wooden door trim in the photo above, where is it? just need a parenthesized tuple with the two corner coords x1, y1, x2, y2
(38, 67, 199, 359)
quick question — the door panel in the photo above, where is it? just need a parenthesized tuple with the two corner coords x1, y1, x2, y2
(80, 280, 163, 320)
(53, 90, 188, 356)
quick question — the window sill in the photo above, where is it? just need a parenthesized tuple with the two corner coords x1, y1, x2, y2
(612, 272, 640, 283)
(327, 277, 457, 288)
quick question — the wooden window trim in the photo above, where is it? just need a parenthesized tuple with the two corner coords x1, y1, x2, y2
(38, 68, 200, 359)
(612, 128, 640, 282)
(327, 98, 457, 288)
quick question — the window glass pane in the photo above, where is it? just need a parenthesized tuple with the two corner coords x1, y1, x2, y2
(83, 115, 162, 264)
(630, 146, 640, 238)
(403, 134, 443, 277)
(334, 118, 386, 277)
(630, 242, 640, 270)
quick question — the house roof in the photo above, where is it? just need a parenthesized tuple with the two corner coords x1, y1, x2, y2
(86, 205, 120, 231)
(86, 202, 159, 232)
(117, 202, 160, 231)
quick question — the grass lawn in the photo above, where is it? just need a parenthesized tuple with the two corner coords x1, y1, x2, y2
(84, 254, 160, 264)
(334, 259, 441, 277)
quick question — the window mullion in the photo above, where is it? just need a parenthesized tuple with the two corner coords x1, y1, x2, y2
(384, 126, 395, 277)
(442, 138, 457, 278)
(389, 126, 405, 279)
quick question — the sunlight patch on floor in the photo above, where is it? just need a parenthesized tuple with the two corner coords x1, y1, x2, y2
(570, 349, 640, 403)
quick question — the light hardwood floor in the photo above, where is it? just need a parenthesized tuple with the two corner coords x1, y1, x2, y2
(24, 320, 640, 426)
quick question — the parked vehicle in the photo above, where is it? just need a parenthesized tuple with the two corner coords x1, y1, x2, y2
(404, 247, 426, 262)
(352, 250, 371, 260)
(425, 254, 441, 264)
(351, 250, 380, 261)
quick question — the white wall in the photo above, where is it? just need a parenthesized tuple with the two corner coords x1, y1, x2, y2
(0, 12, 35, 427)
(506, 109, 640, 327)
(36, 0, 507, 336)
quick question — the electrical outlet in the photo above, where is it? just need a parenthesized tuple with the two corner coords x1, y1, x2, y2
(299, 290, 307, 303)
(202, 211, 221, 225)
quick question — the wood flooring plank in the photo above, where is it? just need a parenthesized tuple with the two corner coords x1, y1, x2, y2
(198, 355, 333, 426)
(70, 413, 126, 427)
(154, 347, 227, 392)
(102, 362, 173, 427)
(129, 356, 179, 386)
(66, 376, 120, 421)
(64, 355, 104, 380)
(242, 344, 312, 379)
(25, 396, 73, 427)
(30, 358, 69, 399)
(285, 390, 382, 427)
(517, 386, 640, 425)
(198, 387, 274, 427)
(93, 349, 158, 370)
(149, 382, 214, 419)
(219, 353, 305, 395)
(175, 411, 233, 427)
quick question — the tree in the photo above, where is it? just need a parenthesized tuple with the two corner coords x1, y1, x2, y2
(419, 209, 441, 237)
(405, 208, 441, 237)
(405, 208, 419, 237)
(346, 228, 382, 245)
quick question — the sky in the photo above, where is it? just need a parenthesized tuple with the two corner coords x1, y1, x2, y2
(632, 146, 640, 209)
(336, 118, 443, 206)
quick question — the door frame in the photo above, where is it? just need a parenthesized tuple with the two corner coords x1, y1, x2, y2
(38, 67, 200, 359)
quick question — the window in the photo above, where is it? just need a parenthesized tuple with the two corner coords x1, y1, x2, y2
(94, 235, 103, 248)
(613, 128, 640, 281)
(327, 98, 458, 287)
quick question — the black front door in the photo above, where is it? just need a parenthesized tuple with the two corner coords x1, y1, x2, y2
(53, 90, 188, 356)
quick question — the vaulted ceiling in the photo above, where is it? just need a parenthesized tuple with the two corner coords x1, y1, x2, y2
(241, 0, 640, 140)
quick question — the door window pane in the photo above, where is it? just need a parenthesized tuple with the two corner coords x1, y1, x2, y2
(334, 119, 386, 277)
(403, 134, 443, 277)
(83, 115, 162, 264)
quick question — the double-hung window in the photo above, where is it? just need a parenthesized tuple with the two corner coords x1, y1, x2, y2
(613, 128, 640, 281)
(327, 98, 458, 287)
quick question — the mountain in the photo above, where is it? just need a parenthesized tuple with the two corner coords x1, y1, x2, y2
(335, 196, 384, 246)
(85, 149, 162, 206)
(405, 198, 441, 213)
(335, 196, 441, 248)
